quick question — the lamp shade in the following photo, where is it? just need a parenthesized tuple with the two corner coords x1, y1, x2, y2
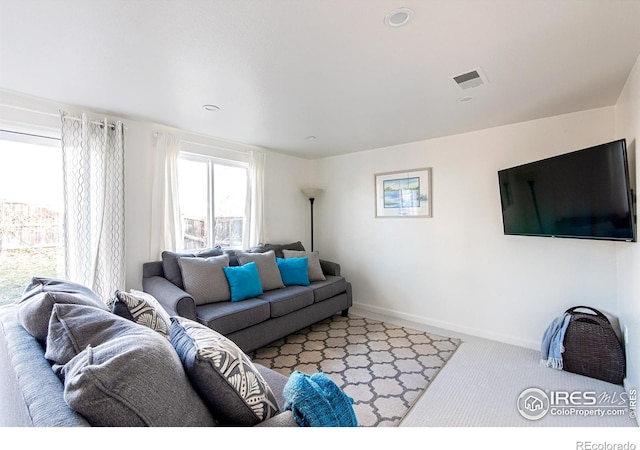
(301, 188, 324, 199)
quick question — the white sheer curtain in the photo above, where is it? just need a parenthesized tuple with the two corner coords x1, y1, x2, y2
(246, 150, 265, 247)
(60, 112, 125, 300)
(150, 133, 182, 258)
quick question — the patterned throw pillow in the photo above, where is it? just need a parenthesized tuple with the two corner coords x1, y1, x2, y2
(110, 290, 171, 340)
(170, 316, 279, 426)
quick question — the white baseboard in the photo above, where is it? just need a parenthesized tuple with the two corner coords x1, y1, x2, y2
(352, 301, 539, 350)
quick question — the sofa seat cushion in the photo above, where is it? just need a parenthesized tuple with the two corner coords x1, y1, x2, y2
(307, 276, 347, 303)
(196, 298, 270, 335)
(259, 286, 314, 318)
(171, 317, 279, 426)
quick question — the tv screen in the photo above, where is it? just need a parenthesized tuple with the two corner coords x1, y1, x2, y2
(498, 139, 636, 242)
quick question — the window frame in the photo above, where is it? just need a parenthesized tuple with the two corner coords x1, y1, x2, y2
(177, 150, 249, 251)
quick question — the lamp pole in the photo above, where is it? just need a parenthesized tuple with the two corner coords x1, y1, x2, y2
(308, 197, 315, 251)
(301, 188, 323, 252)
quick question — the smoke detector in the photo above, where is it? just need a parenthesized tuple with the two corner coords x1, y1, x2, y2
(450, 67, 489, 91)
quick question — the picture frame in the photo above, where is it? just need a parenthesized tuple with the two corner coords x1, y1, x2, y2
(375, 167, 432, 218)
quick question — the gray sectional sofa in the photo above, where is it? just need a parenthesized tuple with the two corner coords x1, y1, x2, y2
(142, 242, 353, 353)
(0, 278, 299, 427)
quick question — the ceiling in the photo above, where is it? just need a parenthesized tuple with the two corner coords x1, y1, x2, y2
(1, 1, 640, 159)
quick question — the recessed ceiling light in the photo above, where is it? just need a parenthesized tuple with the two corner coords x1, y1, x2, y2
(202, 104, 220, 112)
(384, 8, 414, 27)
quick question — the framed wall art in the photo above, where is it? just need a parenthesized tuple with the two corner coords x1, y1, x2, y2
(374, 167, 432, 218)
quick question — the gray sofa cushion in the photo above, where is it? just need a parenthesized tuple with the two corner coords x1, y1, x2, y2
(259, 286, 314, 318)
(179, 255, 231, 305)
(196, 298, 270, 335)
(162, 247, 224, 289)
(236, 250, 284, 291)
(308, 276, 348, 303)
(21, 277, 103, 304)
(16, 278, 107, 343)
(46, 303, 216, 427)
(283, 250, 326, 281)
(171, 317, 279, 426)
(263, 241, 306, 258)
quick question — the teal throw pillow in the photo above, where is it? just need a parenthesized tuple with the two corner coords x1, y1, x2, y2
(222, 262, 263, 302)
(276, 257, 310, 286)
(283, 371, 358, 427)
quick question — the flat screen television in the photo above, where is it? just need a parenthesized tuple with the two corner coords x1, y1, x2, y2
(498, 139, 636, 242)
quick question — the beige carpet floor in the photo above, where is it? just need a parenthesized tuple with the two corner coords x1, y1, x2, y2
(249, 314, 460, 426)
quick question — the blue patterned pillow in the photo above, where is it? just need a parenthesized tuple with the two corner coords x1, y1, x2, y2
(171, 317, 279, 425)
(222, 261, 263, 302)
(283, 371, 357, 427)
(277, 257, 310, 286)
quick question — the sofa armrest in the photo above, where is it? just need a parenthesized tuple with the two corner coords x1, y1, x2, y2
(142, 276, 197, 321)
(319, 259, 341, 277)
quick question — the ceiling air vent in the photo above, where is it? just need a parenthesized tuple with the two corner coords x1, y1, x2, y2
(450, 67, 489, 91)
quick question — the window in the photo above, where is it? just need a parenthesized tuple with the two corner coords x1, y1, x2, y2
(177, 153, 248, 251)
(0, 131, 64, 305)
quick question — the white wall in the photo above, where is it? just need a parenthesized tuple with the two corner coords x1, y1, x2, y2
(615, 54, 640, 409)
(313, 106, 622, 349)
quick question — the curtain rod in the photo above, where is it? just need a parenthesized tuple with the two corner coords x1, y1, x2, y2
(0, 104, 121, 129)
(61, 112, 119, 130)
(154, 132, 255, 156)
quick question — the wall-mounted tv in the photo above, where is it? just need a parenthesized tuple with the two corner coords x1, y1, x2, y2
(498, 139, 636, 242)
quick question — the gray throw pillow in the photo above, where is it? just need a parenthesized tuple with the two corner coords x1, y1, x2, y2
(110, 290, 172, 340)
(16, 277, 107, 342)
(162, 248, 225, 289)
(171, 317, 279, 426)
(282, 250, 326, 281)
(236, 250, 284, 291)
(179, 255, 231, 305)
(47, 303, 216, 427)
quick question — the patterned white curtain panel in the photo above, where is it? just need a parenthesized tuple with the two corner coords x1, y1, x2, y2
(60, 112, 125, 300)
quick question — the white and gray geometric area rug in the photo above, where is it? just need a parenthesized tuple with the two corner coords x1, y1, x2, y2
(249, 315, 460, 427)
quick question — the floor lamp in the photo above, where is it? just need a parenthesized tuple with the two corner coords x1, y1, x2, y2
(301, 188, 323, 251)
